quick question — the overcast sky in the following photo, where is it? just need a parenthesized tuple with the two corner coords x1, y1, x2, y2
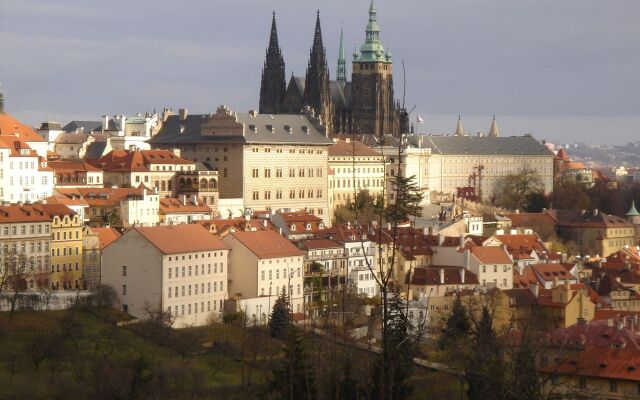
(1, 0, 639, 145)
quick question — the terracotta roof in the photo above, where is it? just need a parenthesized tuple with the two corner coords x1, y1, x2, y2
(41, 195, 88, 207)
(470, 246, 513, 264)
(531, 263, 577, 283)
(228, 230, 305, 259)
(278, 211, 323, 223)
(328, 140, 382, 157)
(549, 209, 634, 228)
(493, 234, 547, 254)
(565, 161, 586, 170)
(48, 160, 102, 172)
(130, 224, 228, 255)
(0, 203, 75, 223)
(0, 113, 45, 142)
(409, 267, 479, 286)
(594, 310, 640, 322)
(555, 148, 570, 161)
(160, 197, 211, 214)
(55, 187, 153, 207)
(199, 218, 275, 236)
(541, 347, 640, 381)
(503, 212, 557, 228)
(302, 239, 344, 250)
(503, 288, 539, 306)
(513, 267, 542, 288)
(91, 227, 121, 250)
(87, 149, 193, 171)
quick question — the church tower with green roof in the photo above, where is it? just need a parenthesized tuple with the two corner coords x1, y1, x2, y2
(350, 0, 404, 138)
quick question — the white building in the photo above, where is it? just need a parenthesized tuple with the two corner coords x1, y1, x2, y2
(464, 245, 514, 290)
(222, 230, 305, 316)
(102, 224, 229, 328)
(344, 238, 378, 297)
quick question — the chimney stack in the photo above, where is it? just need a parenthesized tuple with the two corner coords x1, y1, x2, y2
(179, 108, 188, 120)
(192, 195, 198, 205)
(179, 194, 186, 205)
(439, 269, 445, 284)
(530, 283, 539, 298)
(460, 268, 466, 284)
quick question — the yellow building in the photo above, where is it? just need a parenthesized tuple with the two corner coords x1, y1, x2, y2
(44, 204, 83, 290)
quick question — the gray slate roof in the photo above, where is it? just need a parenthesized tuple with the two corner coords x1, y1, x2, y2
(84, 141, 107, 160)
(410, 135, 553, 156)
(62, 120, 102, 133)
(149, 111, 333, 146)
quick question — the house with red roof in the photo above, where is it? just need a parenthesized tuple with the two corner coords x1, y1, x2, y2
(484, 233, 548, 267)
(270, 211, 326, 240)
(102, 224, 229, 328)
(159, 196, 212, 225)
(465, 245, 514, 289)
(222, 230, 305, 323)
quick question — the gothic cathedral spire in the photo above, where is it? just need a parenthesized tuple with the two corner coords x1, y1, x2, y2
(304, 11, 332, 133)
(259, 11, 286, 114)
(336, 26, 347, 87)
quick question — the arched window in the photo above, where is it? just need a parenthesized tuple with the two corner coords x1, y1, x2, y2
(168, 180, 173, 191)
(161, 181, 166, 191)
(209, 179, 217, 189)
(186, 178, 192, 189)
(179, 178, 186, 188)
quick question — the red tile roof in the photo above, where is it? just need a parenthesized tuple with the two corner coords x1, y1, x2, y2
(160, 197, 211, 214)
(0, 205, 55, 223)
(470, 246, 513, 264)
(302, 239, 343, 250)
(229, 230, 305, 259)
(131, 224, 228, 255)
(328, 140, 382, 157)
(513, 267, 542, 289)
(87, 149, 192, 171)
(493, 234, 547, 255)
(55, 187, 153, 207)
(91, 227, 121, 250)
(409, 267, 479, 286)
(541, 347, 640, 381)
(531, 263, 577, 283)
(48, 160, 102, 172)
(0, 113, 45, 142)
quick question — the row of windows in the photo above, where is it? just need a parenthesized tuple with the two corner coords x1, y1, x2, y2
(51, 263, 80, 272)
(251, 147, 323, 155)
(167, 263, 224, 278)
(167, 252, 222, 261)
(334, 166, 384, 174)
(260, 268, 302, 281)
(168, 300, 223, 317)
(2, 241, 50, 254)
(55, 230, 80, 240)
(9, 161, 37, 169)
(1, 224, 50, 236)
(251, 168, 324, 178)
(259, 284, 300, 296)
(481, 265, 511, 273)
(334, 178, 383, 189)
(52, 247, 80, 257)
(168, 282, 224, 298)
(251, 189, 323, 201)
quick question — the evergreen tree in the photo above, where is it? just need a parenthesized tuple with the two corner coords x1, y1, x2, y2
(386, 175, 423, 223)
(268, 328, 317, 400)
(438, 293, 471, 350)
(465, 306, 507, 400)
(371, 288, 415, 400)
(269, 289, 291, 339)
(512, 332, 542, 400)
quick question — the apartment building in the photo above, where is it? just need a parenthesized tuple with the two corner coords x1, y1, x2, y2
(0, 204, 51, 290)
(87, 149, 195, 197)
(55, 187, 159, 228)
(0, 112, 54, 202)
(464, 246, 514, 290)
(328, 139, 385, 207)
(102, 224, 229, 328)
(45, 204, 83, 290)
(159, 196, 212, 225)
(222, 230, 305, 315)
(48, 160, 104, 188)
(270, 211, 326, 240)
(149, 106, 333, 224)
(82, 226, 120, 289)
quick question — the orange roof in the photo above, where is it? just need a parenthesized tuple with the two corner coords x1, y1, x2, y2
(278, 211, 323, 223)
(55, 187, 153, 207)
(513, 267, 542, 289)
(541, 348, 640, 381)
(48, 160, 102, 173)
(328, 140, 382, 157)
(87, 149, 193, 171)
(131, 224, 228, 255)
(503, 212, 557, 228)
(0, 113, 45, 142)
(565, 161, 586, 169)
(493, 234, 547, 254)
(160, 197, 211, 214)
(531, 263, 577, 283)
(229, 230, 305, 259)
(91, 227, 121, 250)
(302, 238, 344, 250)
(0, 204, 74, 223)
(470, 246, 512, 264)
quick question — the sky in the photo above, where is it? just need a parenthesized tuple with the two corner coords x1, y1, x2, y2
(1, 0, 639, 145)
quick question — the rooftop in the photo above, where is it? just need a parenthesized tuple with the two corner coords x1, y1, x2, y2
(229, 230, 305, 259)
(132, 224, 228, 255)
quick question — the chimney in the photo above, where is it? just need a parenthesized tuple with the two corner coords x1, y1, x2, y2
(179, 194, 186, 205)
(262, 219, 268, 228)
(179, 108, 188, 120)
(516, 264, 524, 275)
(594, 209, 599, 216)
(248, 109, 257, 117)
(423, 227, 428, 236)
(387, 222, 391, 231)
(192, 195, 198, 205)
(102, 115, 109, 130)
(460, 268, 466, 284)
(607, 318, 614, 327)
(439, 269, 445, 284)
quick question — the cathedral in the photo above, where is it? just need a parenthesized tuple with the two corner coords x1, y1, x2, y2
(258, 1, 409, 138)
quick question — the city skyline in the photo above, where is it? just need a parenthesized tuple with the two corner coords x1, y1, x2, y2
(1, 0, 639, 144)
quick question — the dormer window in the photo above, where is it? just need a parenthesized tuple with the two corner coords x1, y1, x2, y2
(301, 126, 308, 134)
(306, 223, 312, 231)
(284, 125, 291, 133)
(319, 223, 324, 229)
(290, 224, 296, 232)
(249, 124, 256, 132)
(266, 124, 274, 133)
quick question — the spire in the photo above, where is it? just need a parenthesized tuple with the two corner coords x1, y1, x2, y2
(357, 0, 386, 62)
(337, 25, 346, 86)
(259, 11, 287, 114)
(489, 115, 499, 137)
(268, 11, 280, 52)
(304, 10, 332, 135)
(627, 200, 640, 217)
(455, 115, 464, 136)
(312, 10, 324, 53)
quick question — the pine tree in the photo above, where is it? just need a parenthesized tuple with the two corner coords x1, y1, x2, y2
(371, 288, 415, 400)
(268, 328, 317, 400)
(438, 293, 471, 350)
(386, 175, 423, 223)
(269, 289, 291, 339)
(512, 332, 542, 400)
(465, 306, 507, 400)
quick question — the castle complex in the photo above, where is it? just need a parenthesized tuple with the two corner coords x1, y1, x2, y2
(259, 1, 409, 138)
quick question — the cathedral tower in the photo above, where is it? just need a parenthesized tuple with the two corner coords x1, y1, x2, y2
(259, 12, 287, 114)
(303, 11, 333, 133)
(350, 0, 397, 138)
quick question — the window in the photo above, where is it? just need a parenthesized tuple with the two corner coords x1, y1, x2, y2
(289, 169, 295, 177)
(264, 191, 271, 200)
(122, 266, 127, 276)
(578, 377, 586, 389)
(609, 380, 617, 392)
(276, 169, 282, 178)
(252, 169, 259, 178)
(252, 191, 259, 200)
(264, 169, 271, 178)
(122, 285, 127, 295)
(261, 271, 265, 280)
